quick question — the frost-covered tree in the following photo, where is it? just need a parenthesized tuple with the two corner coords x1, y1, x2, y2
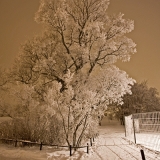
(11, 0, 136, 147)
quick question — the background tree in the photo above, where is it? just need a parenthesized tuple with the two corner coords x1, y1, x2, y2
(0, 67, 14, 117)
(115, 81, 160, 121)
(0, 67, 8, 87)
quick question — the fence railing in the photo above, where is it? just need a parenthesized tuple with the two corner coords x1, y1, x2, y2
(0, 134, 98, 156)
(125, 112, 160, 152)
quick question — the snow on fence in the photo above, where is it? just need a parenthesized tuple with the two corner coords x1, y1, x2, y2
(125, 112, 160, 152)
(0, 134, 98, 156)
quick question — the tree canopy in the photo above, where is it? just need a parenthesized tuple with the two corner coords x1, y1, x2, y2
(12, 0, 136, 87)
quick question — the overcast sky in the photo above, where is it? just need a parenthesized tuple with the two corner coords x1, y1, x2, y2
(0, 0, 160, 92)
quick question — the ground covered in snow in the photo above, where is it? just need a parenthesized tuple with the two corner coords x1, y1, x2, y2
(0, 117, 160, 160)
(127, 132, 160, 152)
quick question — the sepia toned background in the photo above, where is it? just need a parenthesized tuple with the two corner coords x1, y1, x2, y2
(0, 0, 160, 91)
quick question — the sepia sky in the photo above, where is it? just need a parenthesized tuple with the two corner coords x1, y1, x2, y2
(0, 0, 160, 92)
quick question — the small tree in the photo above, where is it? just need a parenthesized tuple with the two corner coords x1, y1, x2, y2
(44, 68, 134, 148)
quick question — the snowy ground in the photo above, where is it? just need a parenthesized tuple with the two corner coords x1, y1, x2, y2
(137, 133, 160, 152)
(0, 117, 160, 159)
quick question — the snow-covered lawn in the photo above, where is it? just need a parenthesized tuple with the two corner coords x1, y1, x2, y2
(0, 117, 160, 160)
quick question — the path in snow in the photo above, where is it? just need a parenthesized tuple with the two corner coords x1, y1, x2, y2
(81, 117, 160, 160)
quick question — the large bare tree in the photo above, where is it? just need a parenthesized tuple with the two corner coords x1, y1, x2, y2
(11, 0, 137, 147)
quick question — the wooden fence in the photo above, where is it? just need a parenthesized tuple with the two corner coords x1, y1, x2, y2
(0, 134, 98, 156)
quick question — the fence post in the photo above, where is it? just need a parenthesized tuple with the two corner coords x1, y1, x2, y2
(124, 116, 127, 137)
(140, 149, 146, 160)
(87, 143, 89, 154)
(15, 140, 17, 147)
(132, 118, 136, 144)
(70, 145, 72, 156)
(90, 138, 92, 146)
(40, 142, 43, 150)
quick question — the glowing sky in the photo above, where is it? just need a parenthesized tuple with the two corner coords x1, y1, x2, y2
(0, 0, 160, 91)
